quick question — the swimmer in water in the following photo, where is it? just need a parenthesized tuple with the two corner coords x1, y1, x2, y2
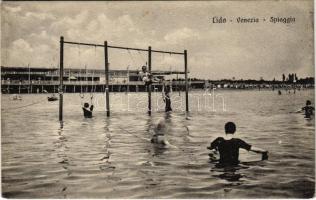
(150, 117, 178, 149)
(207, 122, 268, 167)
(82, 97, 94, 118)
(301, 100, 314, 118)
(151, 118, 166, 145)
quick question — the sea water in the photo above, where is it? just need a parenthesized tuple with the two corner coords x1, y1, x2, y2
(1, 89, 314, 198)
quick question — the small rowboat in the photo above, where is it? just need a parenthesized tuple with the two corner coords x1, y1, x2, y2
(47, 96, 58, 101)
(12, 94, 22, 100)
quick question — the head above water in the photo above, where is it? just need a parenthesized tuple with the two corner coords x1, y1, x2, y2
(306, 100, 312, 106)
(165, 85, 171, 94)
(154, 118, 166, 134)
(84, 103, 89, 108)
(141, 66, 147, 72)
(225, 122, 236, 134)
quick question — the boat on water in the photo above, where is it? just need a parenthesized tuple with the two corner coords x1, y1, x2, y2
(47, 94, 58, 101)
(11, 94, 22, 100)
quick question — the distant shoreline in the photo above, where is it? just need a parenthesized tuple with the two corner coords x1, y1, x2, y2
(2, 85, 314, 95)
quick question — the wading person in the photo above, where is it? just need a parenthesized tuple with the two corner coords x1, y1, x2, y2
(162, 84, 172, 112)
(207, 122, 268, 167)
(301, 100, 314, 118)
(82, 96, 94, 118)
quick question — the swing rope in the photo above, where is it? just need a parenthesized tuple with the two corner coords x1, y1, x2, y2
(90, 69, 95, 101)
(127, 50, 137, 68)
(137, 51, 147, 66)
(79, 68, 84, 98)
(88, 46, 98, 103)
(78, 45, 84, 100)
(169, 57, 173, 94)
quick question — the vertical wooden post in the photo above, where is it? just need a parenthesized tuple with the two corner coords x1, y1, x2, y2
(59, 36, 64, 122)
(127, 66, 130, 93)
(104, 41, 110, 117)
(85, 65, 87, 93)
(28, 64, 30, 94)
(148, 46, 152, 115)
(184, 50, 189, 112)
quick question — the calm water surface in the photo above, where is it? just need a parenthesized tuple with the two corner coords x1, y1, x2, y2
(1, 89, 315, 198)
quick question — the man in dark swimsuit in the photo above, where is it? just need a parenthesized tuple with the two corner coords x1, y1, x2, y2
(163, 85, 172, 112)
(207, 122, 268, 166)
(82, 102, 94, 118)
(302, 100, 314, 118)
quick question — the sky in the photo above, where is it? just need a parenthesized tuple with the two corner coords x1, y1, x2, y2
(1, 1, 314, 80)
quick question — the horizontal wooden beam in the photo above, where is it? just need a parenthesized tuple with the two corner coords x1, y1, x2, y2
(151, 49, 184, 55)
(64, 41, 104, 47)
(63, 40, 184, 55)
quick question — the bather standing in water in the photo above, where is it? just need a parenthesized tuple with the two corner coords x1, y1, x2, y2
(207, 122, 268, 167)
(301, 100, 314, 118)
(82, 96, 94, 118)
(162, 84, 172, 112)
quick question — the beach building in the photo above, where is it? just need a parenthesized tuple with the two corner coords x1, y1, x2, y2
(1, 66, 187, 94)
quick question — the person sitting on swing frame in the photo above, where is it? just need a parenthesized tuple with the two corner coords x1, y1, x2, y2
(138, 65, 160, 86)
(81, 94, 94, 118)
